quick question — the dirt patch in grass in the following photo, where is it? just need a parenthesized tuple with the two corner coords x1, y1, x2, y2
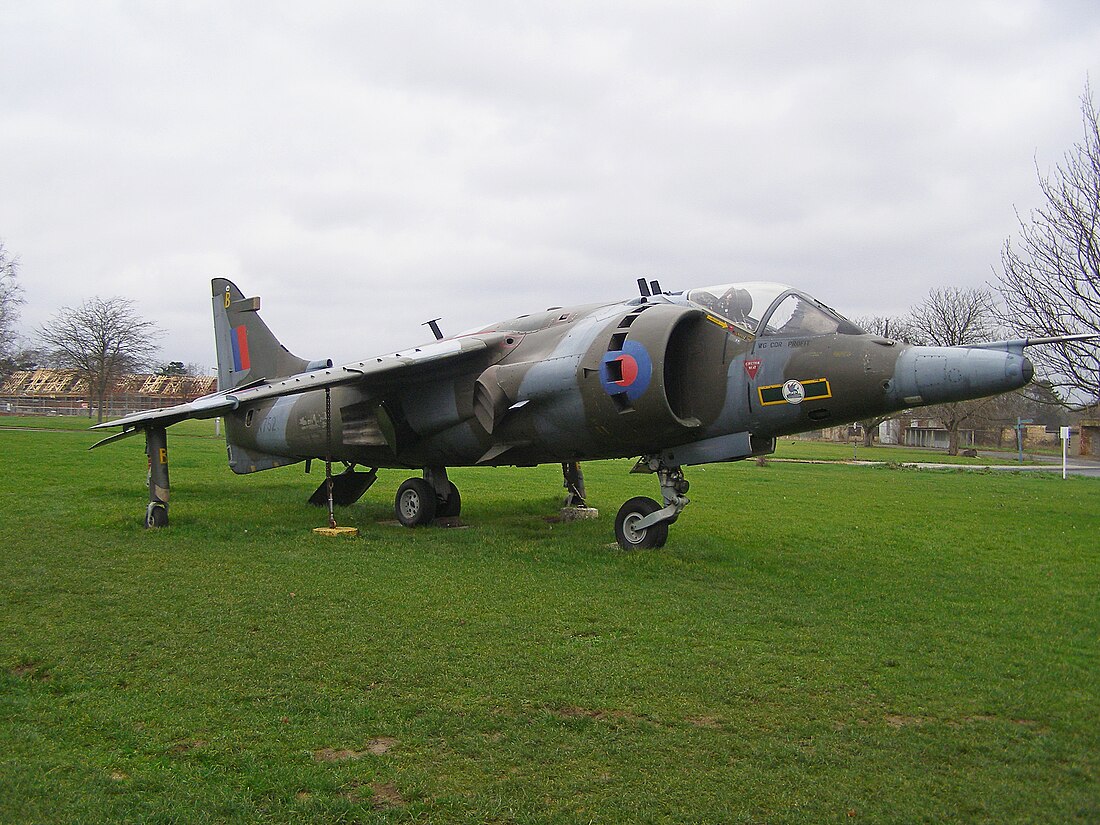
(313, 747, 363, 762)
(367, 736, 397, 755)
(552, 706, 652, 725)
(686, 715, 723, 729)
(343, 780, 406, 809)
(884, 714, 928, 728)
(370, 782, 406, 809)
(10, 663, 51, 681)
(167, 739, 206, 755)
(314, 737, 398, 762)
(947, 715, 1048, 733)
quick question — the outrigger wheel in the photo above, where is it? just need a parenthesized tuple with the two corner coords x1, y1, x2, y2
(145, 501, 168, 529)
(144, 426, 170, 529)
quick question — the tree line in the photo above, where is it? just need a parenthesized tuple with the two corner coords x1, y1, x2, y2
(2, 84, 1098, 431)
(0, 245, 196, 423)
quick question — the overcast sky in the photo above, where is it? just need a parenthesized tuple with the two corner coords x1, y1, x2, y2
(2, 1, 1099, 372)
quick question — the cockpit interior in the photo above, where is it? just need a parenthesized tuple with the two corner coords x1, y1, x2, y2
(686, 282, 865, 337)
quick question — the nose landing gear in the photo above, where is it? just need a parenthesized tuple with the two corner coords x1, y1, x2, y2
(614, 459, 690, 550)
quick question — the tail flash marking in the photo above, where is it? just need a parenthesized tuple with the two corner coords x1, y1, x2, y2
(232, 325, 251, 372)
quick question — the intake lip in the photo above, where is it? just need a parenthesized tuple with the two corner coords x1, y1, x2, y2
(1022, 356, 1034, 384)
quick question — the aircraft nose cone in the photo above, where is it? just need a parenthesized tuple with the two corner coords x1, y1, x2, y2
(1022, 356, 1034, 384)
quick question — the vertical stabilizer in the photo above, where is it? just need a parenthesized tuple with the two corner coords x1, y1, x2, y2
(212, 279, 309, 390)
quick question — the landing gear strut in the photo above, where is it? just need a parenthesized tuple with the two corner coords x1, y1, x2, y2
(144, 427, 170, 528)
(562, 462, 587, 507)
(614, 459, 690, 550)
(395, 467, 461, 526)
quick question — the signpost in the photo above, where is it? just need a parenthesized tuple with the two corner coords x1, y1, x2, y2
(1015, 417, 1034, 463)
(1061, 426, 1071, 480)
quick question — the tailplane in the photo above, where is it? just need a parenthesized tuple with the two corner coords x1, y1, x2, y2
(212, 278, 312, 390)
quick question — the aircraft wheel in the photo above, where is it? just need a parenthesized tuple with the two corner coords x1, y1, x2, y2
(614, 496, 668, 550)
(436, 482, 462, 518)
(145, 502, 168, 529)
(395, 478, 437, 527)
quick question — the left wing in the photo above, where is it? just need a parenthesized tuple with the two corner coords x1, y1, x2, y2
(90, 334, 504, 448)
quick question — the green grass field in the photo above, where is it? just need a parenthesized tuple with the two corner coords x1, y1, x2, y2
(1, 418, 1097, 823)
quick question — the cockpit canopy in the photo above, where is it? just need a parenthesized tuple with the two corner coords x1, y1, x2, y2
(686, 282, 864, 337)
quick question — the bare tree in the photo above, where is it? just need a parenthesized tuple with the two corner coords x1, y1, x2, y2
(0, 241, 24, 374)
(38, 297, 161, 422)
(997, 82, 1100, 410)
(905, 287, 1002, 455)
(907, 287, 1000, 347)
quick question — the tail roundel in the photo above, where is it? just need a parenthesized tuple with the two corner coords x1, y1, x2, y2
(211, 279, 309, 390)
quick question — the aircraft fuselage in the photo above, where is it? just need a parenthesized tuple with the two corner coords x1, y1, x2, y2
(222, 289, 1030, 473)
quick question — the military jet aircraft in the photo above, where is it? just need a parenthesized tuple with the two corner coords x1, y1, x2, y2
(92, 277, 1084, 549)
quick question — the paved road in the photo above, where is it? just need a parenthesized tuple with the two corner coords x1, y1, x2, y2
(841, 455, 1100, 478)
(915, 448, 1100, 478)
(777, 451, 1100, 478)
(908, 460, 1100, 478)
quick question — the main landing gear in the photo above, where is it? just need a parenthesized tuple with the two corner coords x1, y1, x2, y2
(395, 467, 461, 526)
(614, 459, 690, 550)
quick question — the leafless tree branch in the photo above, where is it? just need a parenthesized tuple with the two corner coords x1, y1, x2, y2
(37, 296, 161, 422)
(996, 81, 1100, 408)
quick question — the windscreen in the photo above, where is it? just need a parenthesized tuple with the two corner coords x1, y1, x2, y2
(759, 293, 865, 337)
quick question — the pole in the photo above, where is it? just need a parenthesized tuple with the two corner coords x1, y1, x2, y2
(1061, 426, 1071, 480)
(1016, 417, 1023, 463)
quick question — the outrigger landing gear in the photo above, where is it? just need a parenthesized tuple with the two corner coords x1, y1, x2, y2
(562, 462, 587, 507)
(395, 467, 461, 527)
(144, 426, 170, 528)
(614, 458, 690, 550)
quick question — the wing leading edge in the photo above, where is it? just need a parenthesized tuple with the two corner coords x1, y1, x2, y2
(89, 334, 504, 448)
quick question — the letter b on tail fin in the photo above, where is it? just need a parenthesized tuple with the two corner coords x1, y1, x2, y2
(212, 279, 309, 390)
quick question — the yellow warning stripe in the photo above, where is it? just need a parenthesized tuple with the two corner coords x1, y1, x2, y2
(758, 378, 832, 406)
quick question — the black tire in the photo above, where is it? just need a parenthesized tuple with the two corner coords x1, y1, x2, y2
(436, 482, 461, 518)
(614, 496, 669, 550)
(395, 478, 437, 527)
(145, 502, 168, 529)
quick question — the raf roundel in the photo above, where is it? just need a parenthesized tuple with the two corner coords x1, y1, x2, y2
(599, 340, 653, 402)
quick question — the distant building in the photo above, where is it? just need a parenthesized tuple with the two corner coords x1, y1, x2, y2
(902, 417, 975, 449)
(1075, 419, 1099, 457)
(0, 369, 217, 418)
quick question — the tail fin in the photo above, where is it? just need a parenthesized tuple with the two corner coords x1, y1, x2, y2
(212, 279, 310, 390)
